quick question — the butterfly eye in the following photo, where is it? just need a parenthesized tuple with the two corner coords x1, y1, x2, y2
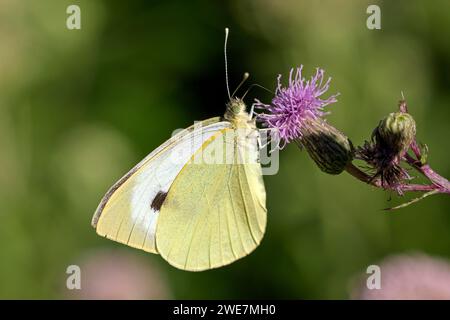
(229, 100, 245, 115)
(232, 103, 241, 114)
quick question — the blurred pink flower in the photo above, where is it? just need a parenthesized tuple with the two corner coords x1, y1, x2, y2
(352, 253, 450, 300)
(65, 248, 171, 300)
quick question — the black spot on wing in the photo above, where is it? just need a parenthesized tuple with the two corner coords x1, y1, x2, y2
(150, 191, 168, 211)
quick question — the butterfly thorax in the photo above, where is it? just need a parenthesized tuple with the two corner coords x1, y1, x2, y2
(224, 98, 255, 129)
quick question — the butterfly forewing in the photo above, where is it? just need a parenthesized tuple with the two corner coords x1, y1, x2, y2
(92, 118, 231, 254)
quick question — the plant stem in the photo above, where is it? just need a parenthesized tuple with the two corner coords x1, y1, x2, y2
(404, 152, 450, 193)
(345, 162, 438, 193)
(421, 165, 450, 192)
(399, 99, 450, 193)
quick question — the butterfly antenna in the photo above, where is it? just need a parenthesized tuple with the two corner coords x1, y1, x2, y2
(242, 83, 274, 100)
(231, 72, 250, 98)
(224, 27, 231, 100)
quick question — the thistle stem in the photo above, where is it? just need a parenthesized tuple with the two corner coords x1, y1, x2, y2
(399, 99, 450, 193)
(421, 165, 450, 193)
(345, 162, 438, 193)
(404, 152, 450, 193)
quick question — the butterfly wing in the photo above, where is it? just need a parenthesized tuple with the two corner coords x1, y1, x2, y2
(92, 117, 231, 254)
(156, 127, 267, 271)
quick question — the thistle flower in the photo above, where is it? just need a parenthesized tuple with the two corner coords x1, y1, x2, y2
(256, 66, 353, 174)
(256, 64, 449, 203)
(255, 66, 339, 147)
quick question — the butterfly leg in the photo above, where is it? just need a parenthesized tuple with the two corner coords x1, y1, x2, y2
(258, 128, 281, 153)
(257, 128, 272, 149)
(248, 103, 257, 120)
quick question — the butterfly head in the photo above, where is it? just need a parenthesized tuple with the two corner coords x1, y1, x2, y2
(227, 97, 246, 114)
(224, 97, 253, 128)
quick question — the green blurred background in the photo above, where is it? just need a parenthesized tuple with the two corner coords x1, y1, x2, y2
(0, 0, 449, 299)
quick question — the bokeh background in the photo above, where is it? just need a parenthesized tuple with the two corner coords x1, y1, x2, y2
(0, 0, 449, 299)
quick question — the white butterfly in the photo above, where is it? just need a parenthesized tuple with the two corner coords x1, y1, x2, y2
(91, 29, 267, 271)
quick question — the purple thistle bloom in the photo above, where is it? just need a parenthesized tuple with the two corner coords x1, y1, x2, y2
(256, 66, 339, 148)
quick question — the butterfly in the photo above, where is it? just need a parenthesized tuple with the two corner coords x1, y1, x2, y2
(91, 29, 267, 271)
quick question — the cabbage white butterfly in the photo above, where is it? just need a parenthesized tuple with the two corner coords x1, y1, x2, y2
(91, 28, 267, 271)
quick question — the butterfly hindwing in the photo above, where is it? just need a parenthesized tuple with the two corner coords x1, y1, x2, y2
(156, 127, 267, 271)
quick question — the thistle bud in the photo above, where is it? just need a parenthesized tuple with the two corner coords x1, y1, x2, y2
(376, 112, 416, 155)
(299, 118, 354, 174)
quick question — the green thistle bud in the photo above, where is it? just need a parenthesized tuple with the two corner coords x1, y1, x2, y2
(299, 118, 354, 175)
(376, 112, 416, 155)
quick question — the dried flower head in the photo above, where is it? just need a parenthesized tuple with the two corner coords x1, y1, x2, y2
(356, 111, 416, 193)
(255, 66, 339, 148)
(357, 140, 410, 193)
